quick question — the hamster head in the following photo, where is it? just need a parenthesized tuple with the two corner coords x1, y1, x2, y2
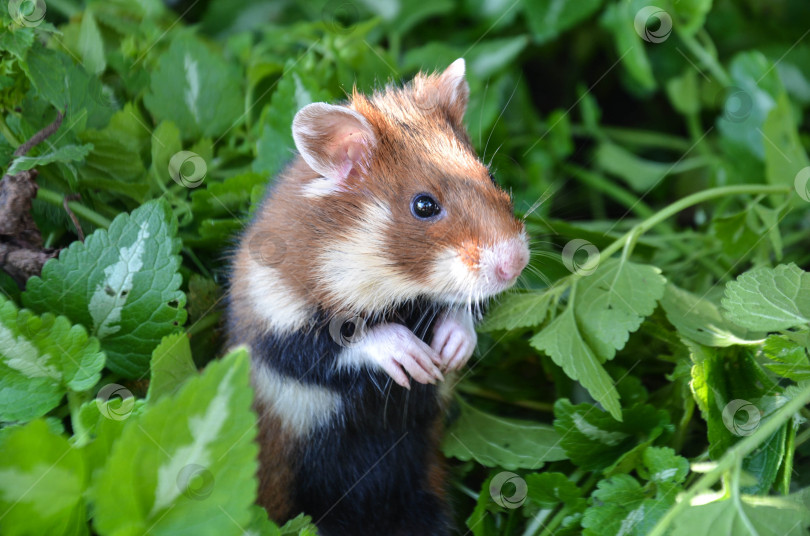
(288, 58, 529, 313)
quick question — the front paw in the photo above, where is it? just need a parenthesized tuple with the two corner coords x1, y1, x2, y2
(431, 309, 477, 372)
(357, 323, 444, 389)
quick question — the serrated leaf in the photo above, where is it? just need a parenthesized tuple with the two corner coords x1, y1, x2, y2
(442, 397, 566, 470)
(23, 199, 187, 378)
(640, 446, 689, 484)
(478, 291, 553, 332)
(722, 263, 810, 331)
(0, 420, 88, 536)
(582, 474, 670, 536)
(762, 335, 810, 381)
(6, 143, 93, 175)
(0, 295, 105, 422)
(147, 333, 197, 402)
(190, 172, 267, 218)
(144, 34, 243, 140)
(552, 399, 669, 472)
(91, 347, 257, 536)
(661, 283, 752, 347)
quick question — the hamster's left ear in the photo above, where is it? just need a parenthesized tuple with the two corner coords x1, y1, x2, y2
(436, 58, 470, 125)
(292, 103, 377, 183)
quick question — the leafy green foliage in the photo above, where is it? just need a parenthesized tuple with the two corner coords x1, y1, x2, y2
(23, 200, 187, 377)
(1, 0, 810, 534)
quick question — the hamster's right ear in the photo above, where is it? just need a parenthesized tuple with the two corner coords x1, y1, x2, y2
(292, 103, 377, 183)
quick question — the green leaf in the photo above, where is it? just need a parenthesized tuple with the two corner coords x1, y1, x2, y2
(6, 143, 93, 175)
(478, 291, 553, 332)
(0, 419, 88, 536)
(147, 333, 197, 402)
(666, 69, 700, 115)
(442, 397, 566, 470)
(525, 472, 583, 509)
(670, 494, 810, 536)
(190, 172, 267, 219)
(640, 446, 689, 484)
(712, 209, 761, 259)
(722, 263, 810, 331)
(144, 33, 244, 140)
(660, 283, 752, 347)
(762, 335, 810, 381)
(600, 2, 656, 92)
(762, 91, 810, 190)
(91, 347, 258, 536)
(552, 399, 669, 472)
(523, 0, 604, 44)
(0, 25, 35, 59)
(582, 474, 671, 536)
(670, 0, 712, 36)
(78, 10, 106, 75)
(0, 295, 105, 423)
(23, 199, 187, 378)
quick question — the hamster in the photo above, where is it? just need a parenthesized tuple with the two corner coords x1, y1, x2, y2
(226, 58, 530, 536)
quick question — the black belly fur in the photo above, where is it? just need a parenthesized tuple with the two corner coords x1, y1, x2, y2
(229, 300, 453, 535)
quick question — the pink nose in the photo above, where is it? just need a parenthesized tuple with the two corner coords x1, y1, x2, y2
(495, 245, 529, 282)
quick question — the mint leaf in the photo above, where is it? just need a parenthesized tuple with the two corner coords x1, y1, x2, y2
(0, 295, 104, 422)
(6, 143, 93, 175)
(552, 399, 669, 472)
(722, 263, 810, 331)
(144, 34, 243, 140)
(442, 397, 566, 470)
(147, 333, 197, 402)
(661, 284, 752, 347)
(23, 199, 187, 378)
(478, 291, 553, 332)
(0, 420, 88, 536)
(91, 347, 257, 535)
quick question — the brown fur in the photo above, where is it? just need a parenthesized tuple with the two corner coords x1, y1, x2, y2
(253, 396, 298, 519)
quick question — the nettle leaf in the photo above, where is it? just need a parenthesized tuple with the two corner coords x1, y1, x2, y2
(660, 284, 753, 347)
(478, 291, 553, 332)
(722, 263, 810, 331)
(670, 494, 810, 536)
(0, 419, 88, 536)
(442, 397, 566, 470)
(6, 143, 93, 175)
(553, 399, 669, 472)
(92, 347, 257, 536)
(582, 474, 672, 536)
(23, 199, 187, 378)
(144, 33, 243, 140)
(147, 333, 197, 402)
(532, 259, 665, 420)
(0, 295, 105, 423)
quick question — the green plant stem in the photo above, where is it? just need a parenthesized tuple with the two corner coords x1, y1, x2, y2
(596, 184, 791, 263)
(795, 426, 810, 448)
(36, 188, 112, 229)
(648, 383, 810, 536)
(186, 311, 222, 337)
(677, 30, 731, 86)
(0, 114, 21, 148)
(456, 382, 554, 413)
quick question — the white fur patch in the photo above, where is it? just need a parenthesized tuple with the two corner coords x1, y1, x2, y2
(244, 261, 314, 333)
(300, 177, 340, 198)
(252, 363, 342, 437)
(317, 202, 424, 311)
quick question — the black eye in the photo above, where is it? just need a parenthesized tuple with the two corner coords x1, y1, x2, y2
(411, 193, 442, 220)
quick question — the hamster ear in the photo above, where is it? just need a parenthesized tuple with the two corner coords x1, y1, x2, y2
(436, 58, 470, 124)
(292, 103, 377, 182)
